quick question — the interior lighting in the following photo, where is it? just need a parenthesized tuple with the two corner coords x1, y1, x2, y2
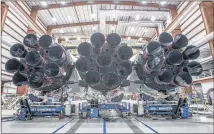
(73, 28, 77, 32)
(93, 26, 96, 30)
(52, 17, 57, 22)
(160, 1, 167, 5)
(141, 1, 147, 4)
(59, 29, 64, 33)
(68, 16, 72, 21)
(91, 13, 95, 19)
(41, 1, 48, 7)
(144, 28, 148, 33)
(127, 37, 131, 40)
(139, 38, 142, 41)
(135, 15, 140, 21)
(61, 1, 67, 5)
(111, 26, 115, 30)
(150, 16, 156, 21)
(77, 37, 81, 40)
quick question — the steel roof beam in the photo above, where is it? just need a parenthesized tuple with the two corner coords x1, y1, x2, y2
(32, 1, 176, 11)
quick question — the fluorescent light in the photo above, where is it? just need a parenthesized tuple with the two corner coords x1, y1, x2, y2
(73, 28, 77, 32)
(77, 37, 80, 40)
(41, 1, 48, 7)
(112, 14, 117, 19)
(160, 1, 167, 5)
(135, 15, 140, 21)
(144, 28, 148, 33)
(139, 38, 142, 41)
(92, 26, 96, 30)
(111, 26, 115, 30)
(52, 17, 57, 22)
(59, 29, 64, 33)
(61, 1, 67, 5)
(65, 37, 69, 42)
(141, 1, 147, 4)
(127, 37, 131, 40)
(68, 16, 72, 21)
(150, 16, 156, 21)
(91, 13, 95, 19)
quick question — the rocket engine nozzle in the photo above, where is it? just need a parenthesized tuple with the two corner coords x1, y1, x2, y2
(5, 58, 25, 73)
(166, 50, 183, 65)
(146, 41, 162, 56)
(48, 45, 66, 61)
(10, 43, 27, 58)
(159, 32, 173, 46)
(77, 42, 91, 56)
(172, 34, 188, 49)
(39, 35, 53, 49)
(90, 32, 105, 48)
(13, 72, 28, 86)
(44, 62, 60, 77)
(183, 45, 200, 60)
(174, 72, 192, 87)
(118, 45, 133, 60)
(29, 72, 46, 88)
(103, 72, 120, 89)
(75, 57, 91, 72)
(154, 69, 173, 84)
(25, 51, 43, 66)
(23, 34, 38, 49)
(187, 61, 203, 76)
(107, 33, 121, 48)
(85, 70, 101, 86)
(96, 53, 112, 67)
(117, 61, 132, 77)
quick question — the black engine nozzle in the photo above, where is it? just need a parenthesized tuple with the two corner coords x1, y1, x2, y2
(117, 61, 132, 77)
(107, 33, 121, 48)
(75, 57, 91, 72)
(5, 58, 25, 73)
(96, 53, 112, 67)
(103, 72, 120, 89)
(183, 45, 200, 60)
(13, 72, 28, 86)
(39, 35, 53, 48)
(44, 62, 60, 77)
(118, 45, 133, 60)
(23, 34, 38, 49)
(166, 50, 183, 65)
(25, 51, 43, 66)
(10, 43, 28, 58)
(77, 42, 91, 56)
(85, 70, 100, 86)
(48, 45, 65, 61)
(187, 61, 203, 76)
(154, 69, 173, 84)
(174, 72, 192, 87)
(29, 72, 45, 88)
(159, 32, 173, 46)
(90, 32, 105, 48)
(172, 34, 188, 49)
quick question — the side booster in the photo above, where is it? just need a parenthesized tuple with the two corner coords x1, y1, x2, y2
(5, 34, 74, 91)
(135, 32, 203, 92)
(76, 33, 133, 92)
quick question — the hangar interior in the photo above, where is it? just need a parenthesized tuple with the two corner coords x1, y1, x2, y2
(1, 0, 214, 133)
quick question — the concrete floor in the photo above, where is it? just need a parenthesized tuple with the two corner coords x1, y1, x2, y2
(2, 117, 213, 133)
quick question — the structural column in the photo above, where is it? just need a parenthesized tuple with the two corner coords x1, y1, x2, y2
(27, 9, 38, 34)
(170, 8, 181, 38)
(46, 27, 52, 36)
(1, 2, 8, 32)
(200, 2, 214, 58)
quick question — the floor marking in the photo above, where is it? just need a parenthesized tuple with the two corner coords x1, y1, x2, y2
(135, 118, 159, 134)
(124, 119, 144, 133)
(52, 118, 75, 134)
(66, 119, 85, 133)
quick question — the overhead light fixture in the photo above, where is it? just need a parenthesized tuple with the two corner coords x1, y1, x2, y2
(65, 37, 69, 42)
(52, 17, 57, 22)
(59, 29, 64, 33)
(92, 26, 96, 30)
(73, 28, 77, 32)
(68, 16, 72, 21)
(141, 1, 147, 4)
(112, 14, 117, 19)
(144, 28, 148, 33)
(91, 13, 95, 19)
(61, 1, 67, 5)
(41, 1, 48, 7)
(160, 1, 167, 5)
(150, 16, 156, 21)
(139, 38, 142, 41)
(135, 15, 140, 21)
(127, 37, 131, 40)
(77, 37, 81, 40)
(111, 26, 115, 30)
